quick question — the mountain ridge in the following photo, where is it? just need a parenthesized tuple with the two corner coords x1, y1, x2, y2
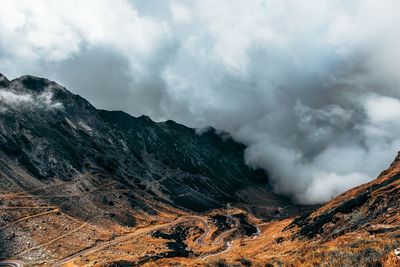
(0, 73, 291, 211)
(1, 73, 398, 266)
(0, 73, 295, 263)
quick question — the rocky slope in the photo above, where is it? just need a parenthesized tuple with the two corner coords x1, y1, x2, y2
(0, 73, 292, 262)
(1, 73, 398, 266)
(289, 151, 400, 241)
(0, 73, 290, 212)
(179, 152, 399, 267)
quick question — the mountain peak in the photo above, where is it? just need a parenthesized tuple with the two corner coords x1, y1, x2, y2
(0, 73, 399, 266)
(0, 73, 279, 211)
(11, 75, 56, 92)
(0, 73, 9, 87)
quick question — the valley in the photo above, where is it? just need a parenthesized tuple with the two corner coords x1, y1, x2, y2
(0, 174, 282, 266)
(0, 74, 399, 266)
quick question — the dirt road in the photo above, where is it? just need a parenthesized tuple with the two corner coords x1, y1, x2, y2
(53, 215, 211, 266)
(0, 260, 24, 267)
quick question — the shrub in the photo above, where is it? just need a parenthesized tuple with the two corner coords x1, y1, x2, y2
(239, 258, 252, 267)
(214, 259, 228, 267)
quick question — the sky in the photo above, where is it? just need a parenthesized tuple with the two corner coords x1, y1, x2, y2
(1, 0, 400, 204)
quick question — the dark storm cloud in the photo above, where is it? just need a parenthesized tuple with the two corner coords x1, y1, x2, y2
(1, 0, 400, 203)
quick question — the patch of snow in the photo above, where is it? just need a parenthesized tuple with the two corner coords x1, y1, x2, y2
(65, 117, 77, 129)
(120, 139, 129, 152)
(78, 121, 93, 132)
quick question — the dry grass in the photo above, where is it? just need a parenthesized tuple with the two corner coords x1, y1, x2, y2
(1, 156, 399, 266)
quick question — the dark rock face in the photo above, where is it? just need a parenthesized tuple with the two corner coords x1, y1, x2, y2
(0, 73, 283, 212)
(0, 73, 9, 87)
(151, 225, 192, 258)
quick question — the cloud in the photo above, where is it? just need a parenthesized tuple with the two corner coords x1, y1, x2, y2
(1, 0, 400, 203)
(0, 0, 170, 72)
(0, 90, 33, 105)
(170, 1, 192, 24)
(0, 87, 62, 112)
(364, 95, 400, 124)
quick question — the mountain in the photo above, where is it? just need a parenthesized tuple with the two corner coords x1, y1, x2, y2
(1, 73, 398, 266)
(0, 74, 293, 263)
(200, 151, 399, 267)
(0, 73, 289, 210)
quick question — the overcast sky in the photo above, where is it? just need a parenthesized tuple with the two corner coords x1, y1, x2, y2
(1, 0, 400, 204)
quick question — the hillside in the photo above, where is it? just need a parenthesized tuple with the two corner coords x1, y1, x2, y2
(0, 74, 294, 264)
(195, 151, 400, 267)
(0, 73, 398, 266)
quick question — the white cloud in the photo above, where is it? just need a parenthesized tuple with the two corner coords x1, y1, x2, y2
(302, 171, 368, 204)
(0, 90, 33, 105)
(364, 95, 400, 123)
(170, 1, 192, 24)
(0, 89, 62, 111)
(1, 0, 400, 204)
(0, 0, 170, 74)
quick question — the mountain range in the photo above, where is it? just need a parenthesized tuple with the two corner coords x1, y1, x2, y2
(0, 73, 398, 266)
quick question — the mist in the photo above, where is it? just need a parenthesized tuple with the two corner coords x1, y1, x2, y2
(1, 0, 400, 204)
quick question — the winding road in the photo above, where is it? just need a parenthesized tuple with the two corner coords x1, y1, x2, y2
(212, 227, 238, 245)
(0, 260, 24, 267)
(52, 214, 244, 266)
(53, 222, 171, 266)
(0, 214, 256, 266)
(53, 216, 211, 266)
(1, 200, 254, 266)
(17, 222, 89, 256)
(1, 182, 251, 265)
(0, 208, 60, 230)
(201, 241, 233, 260)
